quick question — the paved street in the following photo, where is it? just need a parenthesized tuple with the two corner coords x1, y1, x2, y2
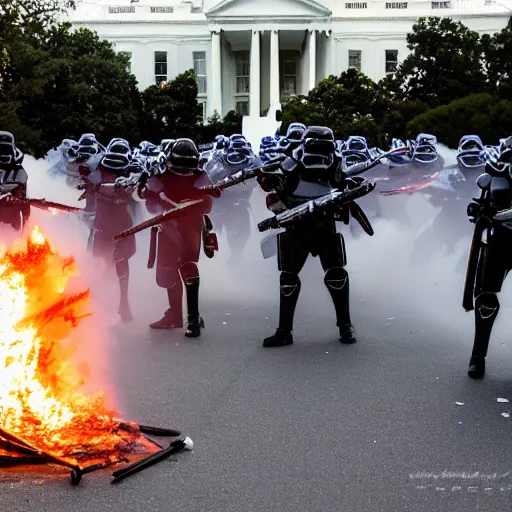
(2, 188, 512, 512)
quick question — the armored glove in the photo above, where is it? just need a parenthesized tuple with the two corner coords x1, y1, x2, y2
(257, 161, 285, 192)
(467, 201, 497, 223)
(115, 170, 150, 188)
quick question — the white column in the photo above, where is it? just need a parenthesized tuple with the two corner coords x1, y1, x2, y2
(250, 30, 260, 117)
(210, 30, 222, 118)
(270, 29, 280, 109)
(309, 29, 317, 91)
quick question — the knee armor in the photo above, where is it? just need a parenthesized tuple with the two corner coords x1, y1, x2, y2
(280, 272, 301, 297)
(324, 267, 348, 291)
(179, 261, 199, 284)
(475, 292, 500, 321)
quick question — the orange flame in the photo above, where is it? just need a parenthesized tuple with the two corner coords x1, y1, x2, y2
(0, 226, 138, 464)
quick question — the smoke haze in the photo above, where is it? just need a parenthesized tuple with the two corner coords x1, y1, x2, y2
(17, 146, 512, 410)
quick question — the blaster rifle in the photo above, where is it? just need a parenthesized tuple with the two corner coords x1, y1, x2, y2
(256, 147, 407, 233)
(258, 180, 376, 232)
(200, 158, 284, 193)
(339, 146, 410, 179)
(0, 195, 82, 214)
(113, 198, 204, 240)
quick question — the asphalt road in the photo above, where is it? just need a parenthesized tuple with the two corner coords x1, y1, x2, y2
(2, 190, 512, 512)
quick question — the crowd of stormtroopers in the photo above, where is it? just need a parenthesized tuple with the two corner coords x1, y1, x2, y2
(44, 128, 512, 195)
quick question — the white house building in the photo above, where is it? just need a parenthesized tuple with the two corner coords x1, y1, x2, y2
(68, 0, 512, 121)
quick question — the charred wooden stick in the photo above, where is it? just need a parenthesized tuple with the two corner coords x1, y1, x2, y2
(111, 437, 193, 483)
(0, 455, 48, 467)
(80, 459, 124, 476)
(0, 437, 47, 457)
(0, 426, 83, 484)
(137, 425, 181, 437)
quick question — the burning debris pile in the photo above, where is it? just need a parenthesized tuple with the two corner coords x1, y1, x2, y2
(0, 226, 191, 484)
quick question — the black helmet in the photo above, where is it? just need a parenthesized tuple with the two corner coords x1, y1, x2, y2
(0, 131, 19, 168)
(300, 126, 336, 168)
(101, 138, 132, 175)
(75, 133, 103, 161)
(165, 138, 199, 175)
(106, 138, 131, 155)
(286, 123, 306, 144)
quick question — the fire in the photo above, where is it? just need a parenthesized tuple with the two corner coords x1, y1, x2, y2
(0, 226, 139, 464)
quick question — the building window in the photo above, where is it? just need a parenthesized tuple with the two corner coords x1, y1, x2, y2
(109, 6, 135, 13)
(199, 100, 207, 123)
(154, 51, 167, 84)
(236, 100, 249, 116)
(431, 1, 451, 7)
(235, 51, 250, 94)
(385, 2, 408, 7)
(150, 6, 174, 13)
(348, 50, 362, 71)
(280, 50, 298, 100)
(345, 2, 367, 7)
(193, 51, 207, 95)
(385, 50, 398, 74)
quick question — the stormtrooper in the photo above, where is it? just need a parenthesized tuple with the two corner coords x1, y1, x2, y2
(463, 135, 512, 378)
(257, 126, 373, 347)
(0, 131, 30, 232)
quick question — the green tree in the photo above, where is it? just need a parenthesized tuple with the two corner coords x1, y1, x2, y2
(390, 17, 486, 108)
(407, 93, 512, 148)
(141, 69, 202, 142)
(482, 16, 512, 100)
(309, 69, 381, 131)
(280, 69, 422, 146)
(221, 110, 243, 136)
(280, 95, 324, 133)
(197, 110, 243, 144)
(198, 111, 223, 143)
(0, 24, 143, 155)
(0, 0, 74, 86)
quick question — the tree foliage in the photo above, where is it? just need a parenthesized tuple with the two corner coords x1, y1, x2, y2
(0, 24, 142, 155)
(281, 69, 428, 146)
(482, 17, 512, 101)
(389, 17, 487, 108)
(141, 69, 202, 143)
(407, 93, 512, 149)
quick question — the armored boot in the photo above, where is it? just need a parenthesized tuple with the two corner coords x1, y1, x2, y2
(263, 272, 300, 347)
(150, 284, 183, 329)
(184, 276, 204, 338)
(468, 292, 500, 378)
(324, 267, 356, 344)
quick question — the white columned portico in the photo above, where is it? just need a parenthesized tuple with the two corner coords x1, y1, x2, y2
(309, 29, 317, 91)
(210, 30, 222, 118)
(250, 30, 260, 117)
(270, 29, 280, 108)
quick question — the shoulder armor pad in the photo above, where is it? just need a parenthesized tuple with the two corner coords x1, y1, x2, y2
(476, 173, 492, 190)
(15, 167, 28, 185)
(282, 157, 297, 172)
